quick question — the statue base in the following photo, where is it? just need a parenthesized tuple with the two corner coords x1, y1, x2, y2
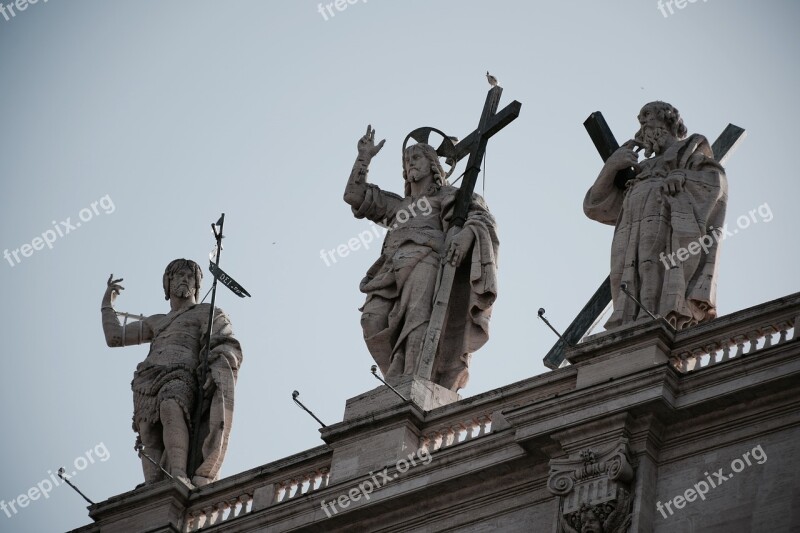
(343, 374, 461, 421)
(322, 375, 461, 484)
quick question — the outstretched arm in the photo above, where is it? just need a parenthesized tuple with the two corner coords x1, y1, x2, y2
(101, 274, 154, 347)
(343, 125, 386, 208)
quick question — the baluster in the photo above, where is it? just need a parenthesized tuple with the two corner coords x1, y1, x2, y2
(678, 352, 690, 372)
(444, 427, 457, 448)
(290, 478, 302, 499)
(733, 335, 747, 357)
(452, 423, 467, 443)
(185, 510, 201, 532)
(240, 493, 253, 514)
(430, 431, 443, 451)
(233, 494, 247, 517)
(690, 348, 705, 370)
(721, 340, 731, 361)
(704, 343, 719, 366)
(778, 323, 788, 344)
(466, 420, 479, 440)
(212, 501, 230, 525)
(300, 474, 312, 496)
(477, 416, 487, 436)
(276, 483, 287, 503)
(763, 325, 775, 348)
(419, 435, 431, 452)
(202, 506, 215, 528)
(747, 331, 761, 354)
(227, 497, 241, 519)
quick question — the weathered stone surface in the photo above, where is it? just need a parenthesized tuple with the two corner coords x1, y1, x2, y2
(585, 101, 727, 331)
(101, 259, 243, 488)
(73, 292, 800, 532)
(343, 125, 499, 392)
(342, 374, 461, 421)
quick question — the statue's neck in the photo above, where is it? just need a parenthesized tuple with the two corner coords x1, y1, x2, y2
(169, 297, 197, 314)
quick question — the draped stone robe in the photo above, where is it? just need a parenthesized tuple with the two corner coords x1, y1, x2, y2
(352, 183, 499, 391)
(584, 135, 727, 330)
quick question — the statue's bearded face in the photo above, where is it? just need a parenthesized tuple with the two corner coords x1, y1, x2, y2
(635, 106, 671, 158)
(170, 268, 197, 299)
(404, 145, 434, 183)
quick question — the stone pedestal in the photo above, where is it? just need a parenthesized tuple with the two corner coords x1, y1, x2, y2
(84, 479, 189, 533)
(343, 374, 460, 421)
(323, 375, 460, 485)
(566, 318, 674, 389)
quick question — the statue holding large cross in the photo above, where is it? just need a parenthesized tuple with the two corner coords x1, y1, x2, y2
(343, 86, 520, 392)
(584, 101, 732, 332)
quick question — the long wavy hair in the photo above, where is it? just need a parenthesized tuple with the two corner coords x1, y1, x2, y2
(162, 258, 203, 300)
(638, 101, 688, 139)
(402, 143, 448, 197)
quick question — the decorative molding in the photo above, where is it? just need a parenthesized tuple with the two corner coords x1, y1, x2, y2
(548, 438, 634, 533)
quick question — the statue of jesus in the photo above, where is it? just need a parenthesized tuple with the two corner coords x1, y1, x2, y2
(343, 126, 499, 392)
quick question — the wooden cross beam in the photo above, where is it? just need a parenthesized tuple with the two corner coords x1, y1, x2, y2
(415, 86, 521, 381)
(542, 113, 746, 369)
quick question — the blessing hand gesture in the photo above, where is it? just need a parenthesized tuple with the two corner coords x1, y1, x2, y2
(357, 125, 386, 159)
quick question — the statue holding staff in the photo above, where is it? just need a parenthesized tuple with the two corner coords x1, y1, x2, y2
(101, 258, 243, 487)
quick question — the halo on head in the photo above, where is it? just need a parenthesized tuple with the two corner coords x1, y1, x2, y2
(402, 127, 459, 179)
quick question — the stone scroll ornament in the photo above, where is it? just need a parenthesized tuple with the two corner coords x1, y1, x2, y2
(548, 439, 635, 533)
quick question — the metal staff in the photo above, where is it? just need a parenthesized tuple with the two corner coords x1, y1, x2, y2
(187, 213, 225, 477)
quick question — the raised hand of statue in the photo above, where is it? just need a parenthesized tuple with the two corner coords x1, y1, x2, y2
(444, 228, 475, 267)
(606, 139, 644, 175)
(104, 274, 125, 307)
(357, 124, 386, 160)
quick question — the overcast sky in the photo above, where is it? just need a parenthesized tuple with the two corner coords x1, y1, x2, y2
(1, 1, 798, 531)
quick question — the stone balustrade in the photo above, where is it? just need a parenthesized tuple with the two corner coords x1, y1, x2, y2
(419, 413, 493, 452)
(183, 492, 253, 532)
(669, 294, 799, 373)
(274, 467, 330, 504)
(179, 446, 332, 531)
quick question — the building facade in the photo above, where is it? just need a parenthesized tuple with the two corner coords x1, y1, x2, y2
(70, 292, 800, 532)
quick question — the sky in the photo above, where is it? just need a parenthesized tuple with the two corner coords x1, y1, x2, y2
(1, 1, 798, 531)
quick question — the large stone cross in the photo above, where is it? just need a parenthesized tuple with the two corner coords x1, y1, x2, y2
(414, 86, 521, 380)
(542, 112, 745, 369)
